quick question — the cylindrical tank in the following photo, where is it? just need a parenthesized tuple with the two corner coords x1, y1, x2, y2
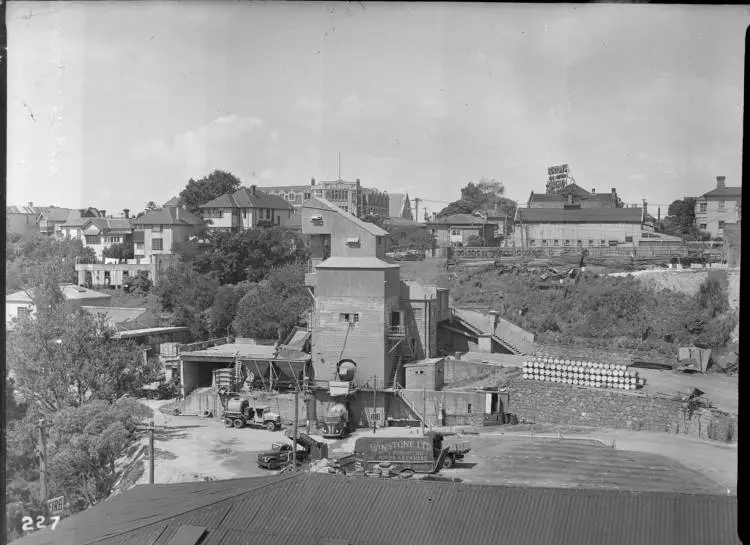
(327, 403, 349, 420)
(226, 398, 247, 413)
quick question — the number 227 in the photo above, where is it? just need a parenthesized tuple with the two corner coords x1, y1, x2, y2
(21, 516, 60, 531)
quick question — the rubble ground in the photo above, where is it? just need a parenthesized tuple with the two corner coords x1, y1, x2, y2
(126, 400, 736, 496)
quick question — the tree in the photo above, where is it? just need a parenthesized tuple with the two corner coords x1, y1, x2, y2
(154, 263, 221, 339)
(696, 271, 729, 318)
(145, 201, 158, 211)
(232, 262, 311, 341)
(665, 198, 697, 233)
(192, 226, 309, 284)
(123, 270, 153, 294)
(208, 282, 256, 337)
(5, 399, 153, 542)
(102, 241, 135, 260)
(6, 282, 149, 411)
(438, 178, 517, 221)
(179, 170, 242, 214)
(361, 214, 389, 231)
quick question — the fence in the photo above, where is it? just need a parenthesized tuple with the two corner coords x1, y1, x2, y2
(451, 245, 691, 261)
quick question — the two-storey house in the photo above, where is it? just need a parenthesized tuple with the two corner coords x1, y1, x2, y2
(198, 185, 295, 232)
(694, 176, 742, 237)
(80, 217, 134, 260)
(59, 208, 105, 240)
(37, 207, 75, 237)
(424, 214, 496, 248)
(131, 204, 205, 256)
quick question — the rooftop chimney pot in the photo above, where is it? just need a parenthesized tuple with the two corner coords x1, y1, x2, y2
(123, 208, 130, 219)
(591, 188, 596, 194)
(611, 188, 616, 194)
(28, 201, 33, 207)
(311, 177, 316, 186)
(716, 176, 726, 189)
(251, 184, 257, 195)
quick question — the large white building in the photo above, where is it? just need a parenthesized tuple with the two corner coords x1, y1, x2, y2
(694, 176, 742, 237)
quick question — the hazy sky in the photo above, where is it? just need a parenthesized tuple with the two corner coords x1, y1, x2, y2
(8, 2, 746, 217)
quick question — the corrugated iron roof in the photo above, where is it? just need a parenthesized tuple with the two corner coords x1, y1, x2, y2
(199, 187, 295, 211)
(12, 473, 739, 545)
(131, 207, 204, 226)
(700, 187, 742, 199)
(81, 306, 146, 327)
(305, 197, 389, 236)
(426, 213, 490, 225)
(518, 207, 643, 223)
(6, 284, 112, 303)
(180, 342, 277, 360)
(81, 217, 134, 233)
(316, 257, 400, 269)
(38, 207, 75, 222)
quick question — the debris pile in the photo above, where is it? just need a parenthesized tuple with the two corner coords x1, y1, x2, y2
(522, 356, 645, 390)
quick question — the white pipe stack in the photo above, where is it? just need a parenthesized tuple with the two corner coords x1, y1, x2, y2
(523, 355, 642, 391)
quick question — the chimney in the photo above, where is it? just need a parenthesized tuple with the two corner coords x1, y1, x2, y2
(488, 310, 499, 334)
(100, 210, 107, 218)
(251, 184, 257, 196)
(716, 176, 726, 189)
(356, 178, 361, 189)
(28, 201, 33, 207)
(311, 177, 316, 186)
(176, 207, 181, 221)
(642, 200, 647, 225)
(591, 188, 596, 194)
(611, 188, 616, 195)
(567, 194, 573, 205)
(123, 208, 130, 219)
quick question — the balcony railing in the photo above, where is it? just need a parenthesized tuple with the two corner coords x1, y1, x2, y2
(387, 326, 406, 338)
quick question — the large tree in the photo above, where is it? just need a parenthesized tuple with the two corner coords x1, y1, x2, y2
(179, 170, 243, 214)
(438, 178, 517, 222)
(153, 263, 221, 339)
(102, 241, 135, 260)
(6, 284, 152, 411)
(232, 262, 311, 341)
(192, 226, 309, 284)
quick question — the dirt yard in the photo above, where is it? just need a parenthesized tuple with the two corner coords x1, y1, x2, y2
(126, 400, 736, 496)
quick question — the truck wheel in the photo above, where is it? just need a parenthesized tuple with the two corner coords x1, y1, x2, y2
(233, 419, 244, 429)
(266, 421, 276, 431)
(443, 455, 454, 469)
(224, 418, 233, 427)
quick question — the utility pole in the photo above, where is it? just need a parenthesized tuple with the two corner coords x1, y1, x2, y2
(38, 418, 48, 505)
(372, 375, 377, 434)
(414, 198, 421, 223)
(422, 387, 426, 436)
(292, 388, 299, 467)
(149, 421, 155, 484)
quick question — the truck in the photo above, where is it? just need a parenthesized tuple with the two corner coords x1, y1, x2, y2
(335, 431, 470, 475)
(257, 432, 329, 470)
(222, 397, 282, 430)
(316, 403, 353, 439)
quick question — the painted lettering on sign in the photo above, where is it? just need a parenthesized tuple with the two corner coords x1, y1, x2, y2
(547, 164, 569, 176)
(355, 438, 433, 463)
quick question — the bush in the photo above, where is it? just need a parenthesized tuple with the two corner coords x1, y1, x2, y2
(696, 271, 729, 317)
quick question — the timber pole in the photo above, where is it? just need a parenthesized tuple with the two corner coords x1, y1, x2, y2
(149, 421, 155, 484)
(372, 376, 377, 434)
(38, 418, 48, 505)
(292, 388, 299, 468)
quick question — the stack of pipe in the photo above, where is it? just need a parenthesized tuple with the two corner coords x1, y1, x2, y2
(521, 356, 644, 390)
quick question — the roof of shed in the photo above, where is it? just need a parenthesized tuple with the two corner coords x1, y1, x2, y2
(199, 186, 295, 211)
(11, 473, 739, 545)
(316, 256, 400, 269)
(305, 197, 389, 236)
(180, 342, 278, 360)
(6, 284, 112, 303)
(517, 207, 644, 223)
(426, 213, 490, 225)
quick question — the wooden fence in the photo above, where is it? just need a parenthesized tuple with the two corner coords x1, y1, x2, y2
(451, 246, 691, 261)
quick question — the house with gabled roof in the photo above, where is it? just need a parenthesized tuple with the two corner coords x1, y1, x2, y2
(424, 213, 496, 247)
(80, 217, 134, 259)
(694, 176, 742, 237)
(131, 203, 205, 257)
(37, 207, 75, 236)
(6, 203, 51, 235)
(59, 208, 104, 240)
(198, 184, 296, 232)
(528, 184, 621, 209)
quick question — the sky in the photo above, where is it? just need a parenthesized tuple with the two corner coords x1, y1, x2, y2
(7, 2, 747, 218)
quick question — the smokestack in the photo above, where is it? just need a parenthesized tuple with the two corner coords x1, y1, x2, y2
(642, 200, 647, 224)
(716, 176, 726, 189)
(356, 178, 361, 188)
(123, 208, 130, 219)
(591, 188, 595, 194)
(251, 184, 257, 196)
(611, 188, 616, 195)
(311, 177, 316, 186)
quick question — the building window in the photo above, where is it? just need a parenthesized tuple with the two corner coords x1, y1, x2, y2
(600, 240, 605, 246)
(152, 238, 163, 251)
(243, 209, 247, 218)
(467, 404, 472, 414)
(625, 236, 633, 243)
(304, 193, 311, 200)
(719, 200, 726, 210)
(135, 242, 144, 249)
(699, 202, 707, 213)
(153, 224, 163, 232)
(104, 236, 120, 244)
(353, 313, 359, 323)
(588, 240, 594, 246)
(576, 240, 583, 246)
(529, 239, 536, 246)
(609, 240, 618, 247)
(17, 307, 31, 319)
(718, 221, 725, 230)
(553, 240, 559, 246)
(564, 240, 571, 246)
(541, 239, 547, 246)
(699, 223, 707, 230)
(451, 229, 460, 236)
(266, 208, 271, 219)
(339, 313, 359, 323)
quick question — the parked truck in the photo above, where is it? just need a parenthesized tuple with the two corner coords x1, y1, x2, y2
(222, 397, 282, 430)
(335, 431, 470, 475)
(317, 403, 353, 439)
(257, 432, 329, 470)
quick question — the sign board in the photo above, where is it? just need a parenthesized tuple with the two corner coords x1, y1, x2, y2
(355, 437, 433, 463)
(47, 496, 65, 516)
(364, 408, 385, 427)
(547, 164, 569, 176)
(328, 381, 350, 397)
